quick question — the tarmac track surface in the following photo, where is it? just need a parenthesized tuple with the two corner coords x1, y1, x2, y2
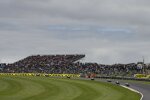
(93, 78, 150, 100)
(121, 81, 150, 100)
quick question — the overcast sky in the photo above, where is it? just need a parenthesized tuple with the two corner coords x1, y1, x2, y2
(0, 0, 150, 64)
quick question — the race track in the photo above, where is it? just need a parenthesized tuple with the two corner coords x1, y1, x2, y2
(120, 80, 150, 100)
(94, 78, 150, 100)
(0, 76, 140, 100)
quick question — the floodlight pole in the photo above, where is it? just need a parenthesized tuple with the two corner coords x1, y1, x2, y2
(142, 56, 146, 74)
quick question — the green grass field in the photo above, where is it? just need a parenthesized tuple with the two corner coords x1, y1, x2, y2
(0, 76, 140, 100)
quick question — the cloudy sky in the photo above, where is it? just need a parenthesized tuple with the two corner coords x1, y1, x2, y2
(0, 0, 150, 64)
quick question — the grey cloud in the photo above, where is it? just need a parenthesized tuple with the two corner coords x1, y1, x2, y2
(1, 0, 150, 24)
(0, 0, 150, 64)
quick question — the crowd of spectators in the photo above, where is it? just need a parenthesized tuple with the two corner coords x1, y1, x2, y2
(0, 54, 150, 77)
(0, 55, 85, 73)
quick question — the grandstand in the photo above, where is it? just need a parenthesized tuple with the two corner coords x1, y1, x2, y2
(0, 54, 85, 74)
(0, 54, 150, 78)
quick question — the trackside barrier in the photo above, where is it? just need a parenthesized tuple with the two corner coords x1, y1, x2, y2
(146, 75, 150, 78)
(0, 73, 80, 77)
(134, 74, 149, 78)
(96, 76, 150, 82)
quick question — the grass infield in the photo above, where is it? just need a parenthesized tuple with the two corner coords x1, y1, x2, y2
(0, 76, 141, 100)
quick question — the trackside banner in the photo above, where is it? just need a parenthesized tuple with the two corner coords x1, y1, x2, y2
(134, 74, 150, 79)
(0, 73, 80, 77)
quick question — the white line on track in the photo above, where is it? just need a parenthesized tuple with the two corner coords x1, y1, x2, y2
(121, 85, 143, 100)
